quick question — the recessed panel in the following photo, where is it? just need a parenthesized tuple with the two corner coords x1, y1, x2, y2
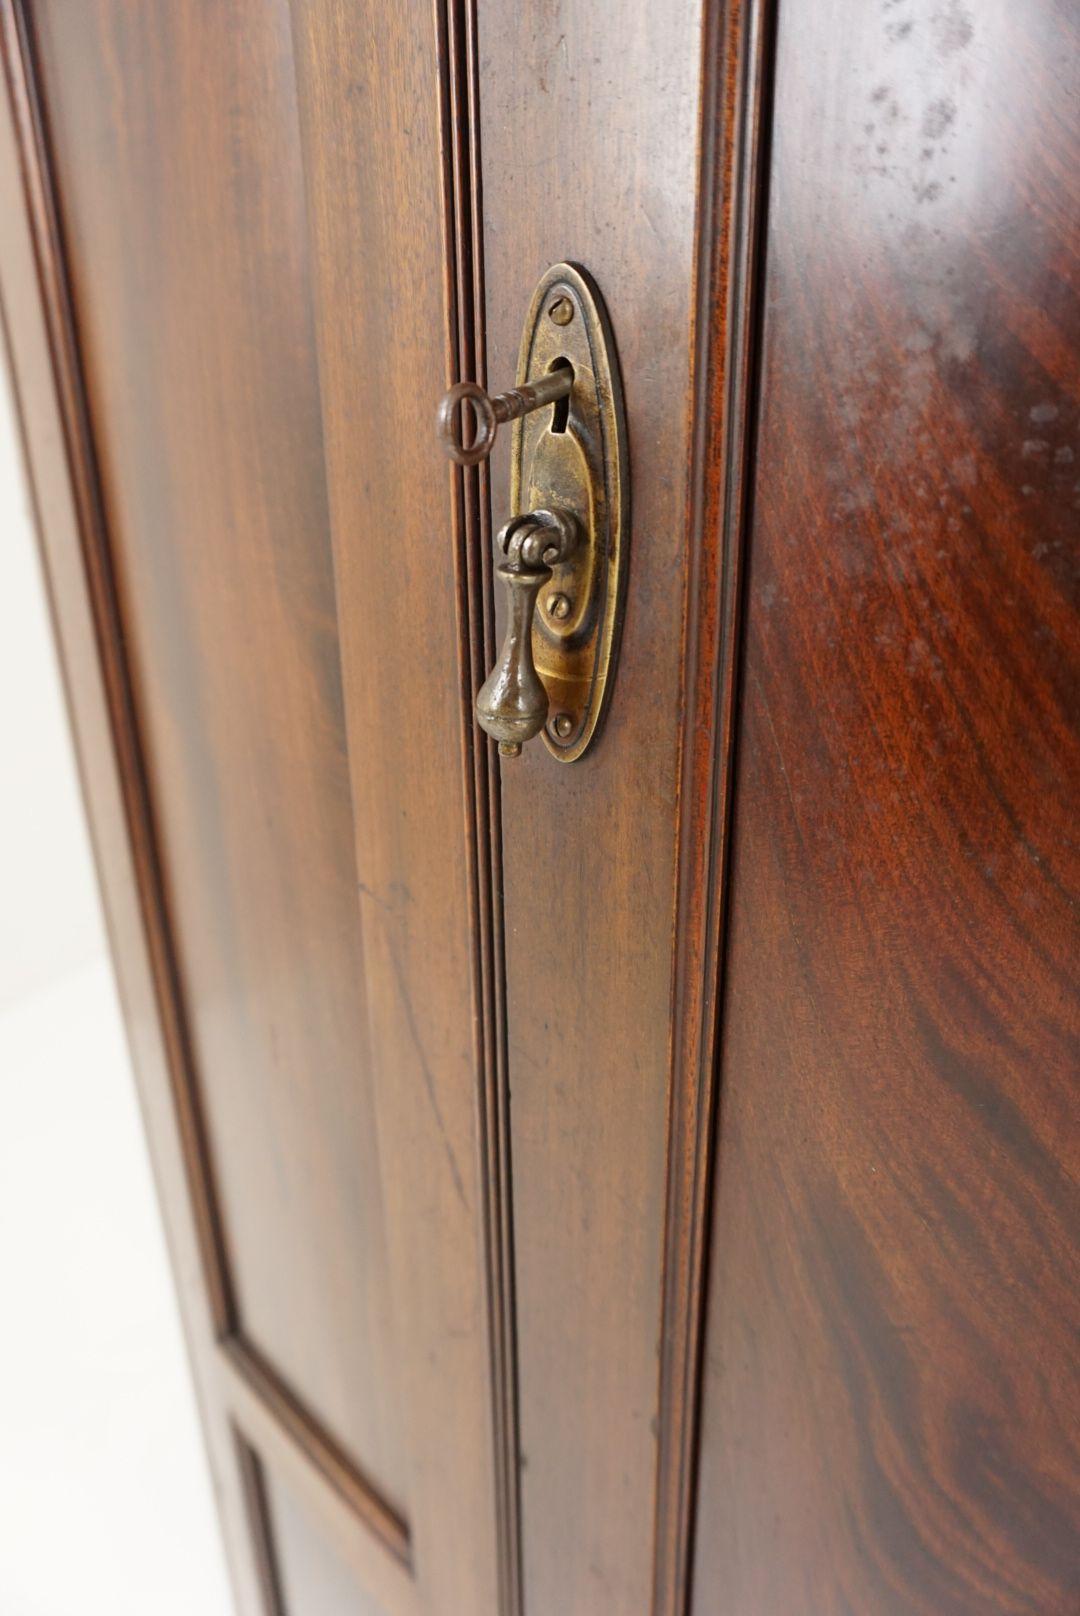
(29, 0, 408, 1520)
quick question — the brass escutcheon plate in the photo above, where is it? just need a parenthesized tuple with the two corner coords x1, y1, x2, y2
(511, 263, 628, 762)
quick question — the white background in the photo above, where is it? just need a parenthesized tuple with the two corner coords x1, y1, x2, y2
(0, 353, 233, 1615)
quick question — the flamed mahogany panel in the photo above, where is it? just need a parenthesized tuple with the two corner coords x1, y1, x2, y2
(27, 0, 409, 1521)
(693, 0, 1080, 1611)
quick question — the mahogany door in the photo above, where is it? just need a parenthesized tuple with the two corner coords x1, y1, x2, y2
(1, 3, 1075, 1616)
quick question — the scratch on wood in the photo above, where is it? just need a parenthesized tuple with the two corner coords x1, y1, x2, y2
(384, 927, 469, 1213)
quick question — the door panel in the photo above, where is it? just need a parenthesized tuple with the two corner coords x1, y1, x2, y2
(692, 0, 1080, 1611)
(10, 0, 500, 1610)
(3, 0, 1076, 1612)
(28, 0, 409, 1517)
(285, 2, 503, 1609)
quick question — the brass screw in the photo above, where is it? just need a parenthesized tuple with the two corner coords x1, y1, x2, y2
(548, 296, 574, 326)
(546, 592, 572, 621)
(552, 713, 574, 740)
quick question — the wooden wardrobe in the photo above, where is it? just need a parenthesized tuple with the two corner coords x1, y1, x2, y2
(2, 0, 1076, 1611)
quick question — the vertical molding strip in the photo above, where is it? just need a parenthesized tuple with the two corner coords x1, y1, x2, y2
(653, 1, 778, 1613)
(433, 3, 521, 1613)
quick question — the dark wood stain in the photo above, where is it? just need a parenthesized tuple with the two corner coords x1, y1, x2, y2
(654, 0, 779, 1608)
(692, 0, 1080, 1610)
(286, 1, 505, 1609)
(27, 0, 411, 1518)
(3, 0, 1076, 1610)
(478, 1, 713, 1609)
(434, 0, 522, 1603)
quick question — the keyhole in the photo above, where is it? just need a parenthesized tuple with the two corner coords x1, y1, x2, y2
(548, 357, 573, 434)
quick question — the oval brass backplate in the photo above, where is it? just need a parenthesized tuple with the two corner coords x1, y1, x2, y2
(510, 263, 628, 762)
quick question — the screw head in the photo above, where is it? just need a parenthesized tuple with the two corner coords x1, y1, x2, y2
(548, 296, 574, 326)
(546, 592, 572, 621)
(552, 713, 574, 740)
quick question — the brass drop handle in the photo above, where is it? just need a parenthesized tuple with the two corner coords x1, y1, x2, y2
(436, 371, 573, 467)
(436, 263, 627, 764)
(476, 508, 578, 756)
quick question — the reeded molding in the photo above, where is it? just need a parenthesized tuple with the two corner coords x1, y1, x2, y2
(653, 1, 779, 1612)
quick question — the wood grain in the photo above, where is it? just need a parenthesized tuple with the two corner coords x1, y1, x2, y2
(9, 1, 1074, 1610)
(220, 1339, 409, 1570)
(692, 0, 1080, 1610)
(0, 4, 266, 1608)
(286, 2, 503, 1609)
(436, 0, 521, 1606)
(6, 1, 497, 1609)
(477, 3, 709, 1611)
(27, 0, 410, 1520)
(653, 0, 777, 1610)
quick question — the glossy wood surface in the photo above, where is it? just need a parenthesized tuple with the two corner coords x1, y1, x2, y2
(692, 0, 1080, 1610)
(14, 0, 498, 1611)
(285, 1, 504, 1608)
(1, 11, 267, 1608)
(5, 0, 1076, 1611)
(29, 0, 410, 1519)
(479, 3, 708, 1608)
